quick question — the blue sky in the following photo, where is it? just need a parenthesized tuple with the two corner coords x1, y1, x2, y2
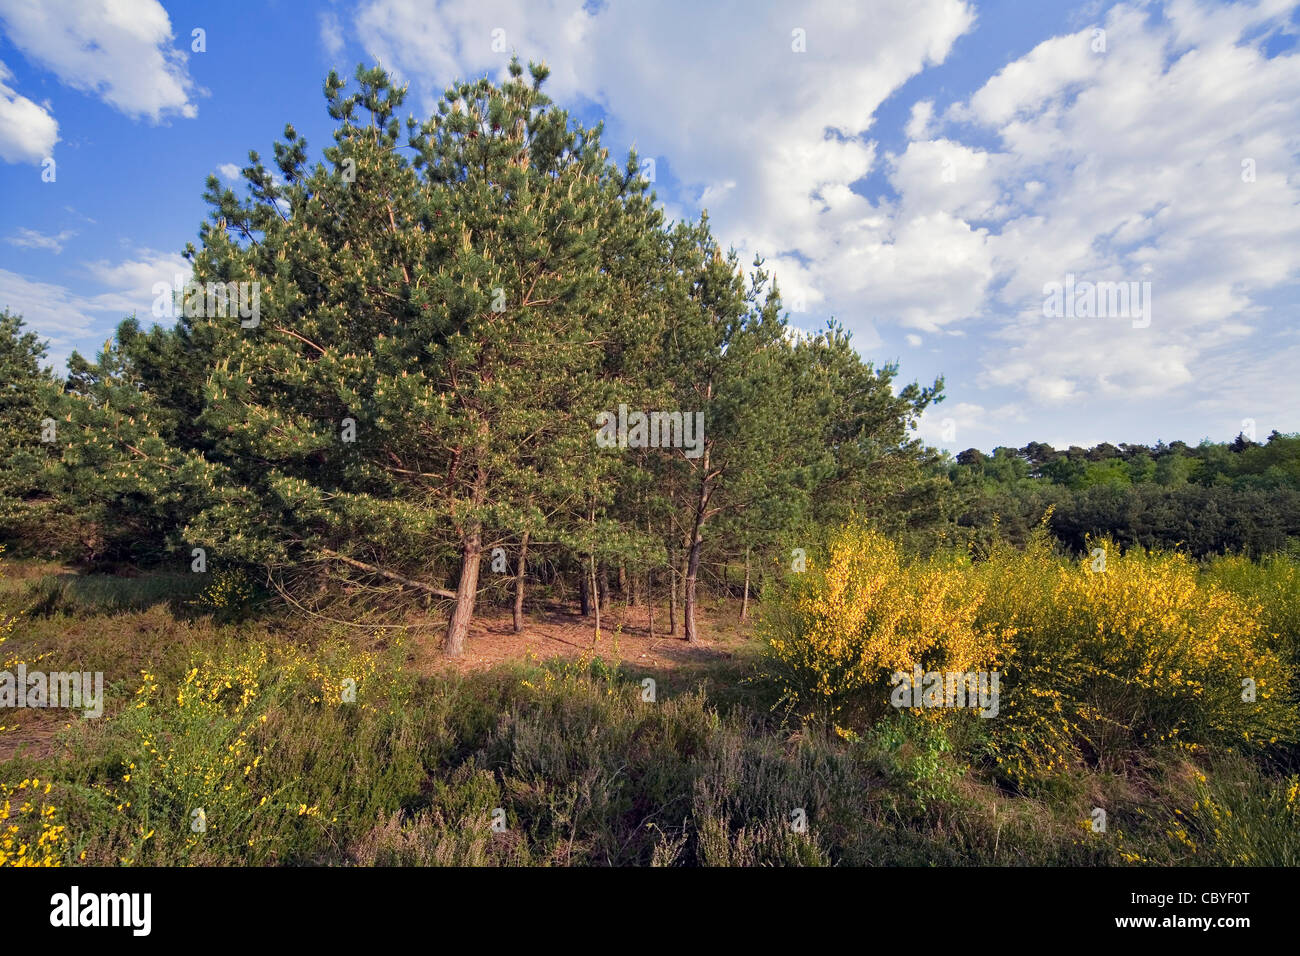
(1, 0, 1298, 453)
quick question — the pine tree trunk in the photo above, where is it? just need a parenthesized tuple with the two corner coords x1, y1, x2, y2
(667, 549, 677, 636)
(512, 531, 529, 634)
(647, 569, 655, 638)
(589, 554, 601, 643)
(444, 455, 487, 657)
(684, 537, 702, 643)
(444, 524, 482, 656)
(683, 447, 713, 644)
(741, 546, 751, 622)
(579, 566, 591, 616)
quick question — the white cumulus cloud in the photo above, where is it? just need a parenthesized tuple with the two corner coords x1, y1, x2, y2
(0, 59, 56, 163)
(0, 0, 199, 122)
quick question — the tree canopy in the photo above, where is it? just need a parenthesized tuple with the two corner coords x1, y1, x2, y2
(1, 62, 942, 655)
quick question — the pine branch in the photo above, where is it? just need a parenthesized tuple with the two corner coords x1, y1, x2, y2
(317, 548, 456, 599)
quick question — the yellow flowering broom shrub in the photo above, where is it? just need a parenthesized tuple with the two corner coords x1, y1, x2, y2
(977, 533, 1296, 784)
(966, 525, 1083, 782)
(100, 638, 393, 863)
(193, 568, 255, 619)
(1203, 552, 1300, 703)
(758, 523, 1009, 732)
(761, 519, 1298, 788)
(103, 646, 275, 863)
(0, 778, 67, 867)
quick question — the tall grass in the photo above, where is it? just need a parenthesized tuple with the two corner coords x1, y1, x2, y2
(2, 637, 1133, 867)
(19, 571, 207, 617)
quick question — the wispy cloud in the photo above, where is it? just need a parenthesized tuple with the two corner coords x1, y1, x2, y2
(6, 226, 76, 253)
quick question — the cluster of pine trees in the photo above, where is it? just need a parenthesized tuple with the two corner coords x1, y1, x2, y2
(0, 63, 943, 655)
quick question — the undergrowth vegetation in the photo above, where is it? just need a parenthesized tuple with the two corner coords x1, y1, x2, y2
(1, 527, 1297, 867)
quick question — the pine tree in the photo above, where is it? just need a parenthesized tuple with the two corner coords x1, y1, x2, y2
(0, 310, 61, 547)
(160, 61, 647, 654)
(51, 325, 218, 564)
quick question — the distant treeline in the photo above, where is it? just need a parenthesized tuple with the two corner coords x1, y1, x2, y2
(944, 433, 1300, 557)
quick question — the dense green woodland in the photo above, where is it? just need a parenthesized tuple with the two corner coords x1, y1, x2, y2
(1, 63, 1297, 654)
(945, 434, 1300, 557)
